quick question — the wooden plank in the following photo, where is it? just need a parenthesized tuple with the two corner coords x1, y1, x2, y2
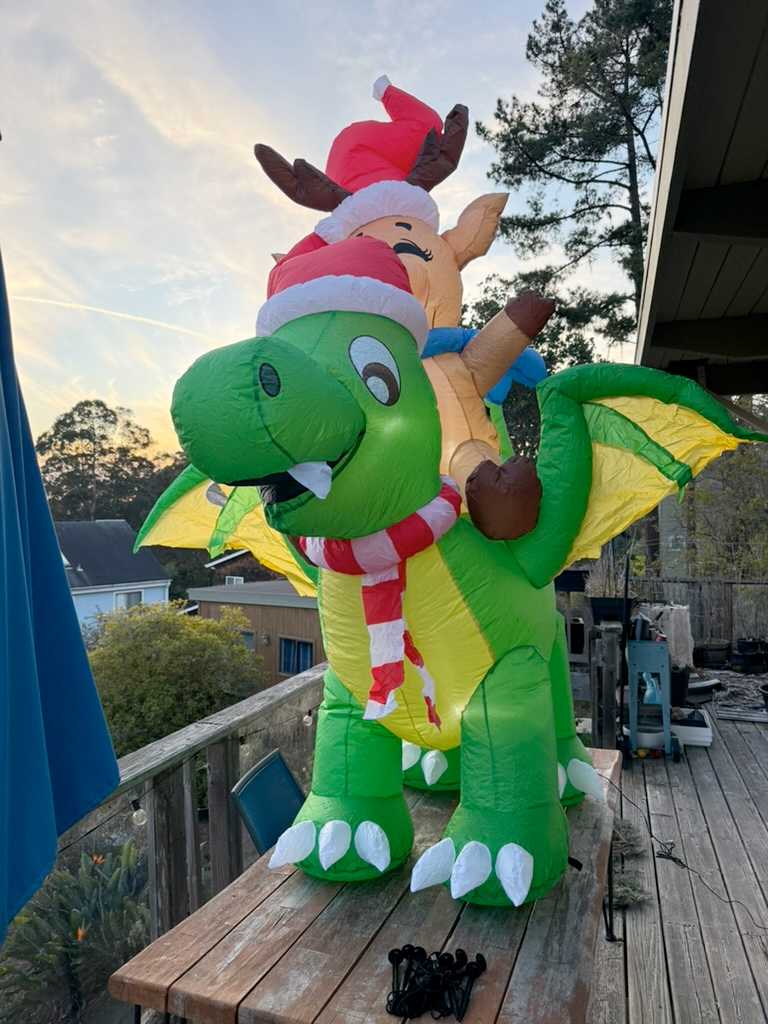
(674, 243, 730, 320)
(496, 750, 621, 1024)
(683, 1, 768, 189)
(169, 871, 343, 1024)
(644, 758, 718, 1023)
(207, 736, 244, 896)
(667, 750, 765, 1022)
(108, 859, 296, 1011)
(585, 906, 625, 1024)
(734, 721, 768, 778)
(715, 721, 768, 828)
(700, 246, 763, 319)
(726, 249, 768, 316)
(621, 761, 673, 1024)
(183, 757, 203, 914)
(116, 665, 326, 795)
(679, 745, 768, 1015)
(146, 763, 189, 938)
(237, 792, 455, 1023)
(720, 20, 768, 184)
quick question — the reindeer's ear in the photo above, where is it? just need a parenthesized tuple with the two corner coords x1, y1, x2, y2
(441, 193, 508, 269)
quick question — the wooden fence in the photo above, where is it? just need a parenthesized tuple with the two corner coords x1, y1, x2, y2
(631, 577, 768, 642)
(59, 663, 326, 939)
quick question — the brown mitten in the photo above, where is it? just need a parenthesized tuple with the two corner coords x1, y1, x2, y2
(466, 456, 542, 540)
(505, 291, 555, 339)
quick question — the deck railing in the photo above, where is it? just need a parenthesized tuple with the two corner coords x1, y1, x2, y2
(0, 664, 325, 1024)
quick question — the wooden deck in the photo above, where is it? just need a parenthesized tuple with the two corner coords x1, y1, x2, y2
(588, 715, 768, 1024)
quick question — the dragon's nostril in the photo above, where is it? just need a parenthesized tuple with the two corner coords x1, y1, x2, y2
(258, 362, 281, 397)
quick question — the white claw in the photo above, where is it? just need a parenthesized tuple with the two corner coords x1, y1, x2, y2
(421, 749, 449, 786)
(410, 838, 456, 892)
(354, 821, 391, 872)
(450, 841, 492, 899)
(402, 741, 422, 771)
(558, 763, 567, 798)
(567, 759, 605, 801)
(318, 820, 352, 870)
(268, 820, 316, 868)
(496, 843, 534, 907)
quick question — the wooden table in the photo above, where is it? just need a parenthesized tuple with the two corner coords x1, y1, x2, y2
(110, 749, 621, 1024)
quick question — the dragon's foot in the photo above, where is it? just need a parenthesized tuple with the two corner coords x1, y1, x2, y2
(268, 794, 413, 882)
(410, 801, 568, 907)
(401, 742, 460, 791)
(556, 736, 603, 806)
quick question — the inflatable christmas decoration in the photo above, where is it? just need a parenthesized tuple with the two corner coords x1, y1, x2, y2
(163, 231, 765, 907)
(255, 76, 554, 508)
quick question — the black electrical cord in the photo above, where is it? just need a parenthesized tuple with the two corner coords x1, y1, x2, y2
(603, 775, 768, 933)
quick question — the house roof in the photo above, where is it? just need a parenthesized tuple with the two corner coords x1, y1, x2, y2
(636, 0, 768, 393)
(188, 579, 317, 610)
(55, 519, 171, 589)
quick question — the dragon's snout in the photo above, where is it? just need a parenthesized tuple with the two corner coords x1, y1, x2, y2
(172, 336, 364, 500)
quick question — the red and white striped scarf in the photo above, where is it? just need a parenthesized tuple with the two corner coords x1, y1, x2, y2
(296, 478, 461, 725)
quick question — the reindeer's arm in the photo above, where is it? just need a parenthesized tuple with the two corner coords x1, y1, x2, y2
(459, 293, 554, 397)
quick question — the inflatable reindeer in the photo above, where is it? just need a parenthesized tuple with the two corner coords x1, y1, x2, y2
(255, 77, 553, 533)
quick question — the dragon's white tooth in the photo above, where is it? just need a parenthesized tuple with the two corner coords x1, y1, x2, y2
(410, 838, 455, 892)
(421, 749, 449, 786)
(558, 763, 567, 798)
(567, 759, 605, 801)
(495, 843, 534, 907)
(318, 820, 352, 870)
(450, 841, 492, 899)
(402, 741, 422, 771)
(354, 821, 391, 872)
(287, 461, 332, 500)
(268, 820, 316, 868)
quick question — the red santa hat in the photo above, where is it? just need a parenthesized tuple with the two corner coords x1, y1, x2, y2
(257, 235, 428, 349)
(313, 77, 442, 244)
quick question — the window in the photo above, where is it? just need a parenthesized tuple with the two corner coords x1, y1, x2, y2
(279, 637, 314, 675)
(241, 630, 255, 651)
(115, 590, 143, 610)
(225, 575, 245, 585)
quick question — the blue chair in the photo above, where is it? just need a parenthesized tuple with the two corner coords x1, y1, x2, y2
(231, 749, 305, 856)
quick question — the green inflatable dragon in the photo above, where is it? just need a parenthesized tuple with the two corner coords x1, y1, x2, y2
(157, 237, 764, 907)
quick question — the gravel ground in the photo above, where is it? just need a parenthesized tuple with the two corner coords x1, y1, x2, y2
(691, 667, 768, 712)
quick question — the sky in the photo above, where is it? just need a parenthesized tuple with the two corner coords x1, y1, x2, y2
(1, 0, 632, 452)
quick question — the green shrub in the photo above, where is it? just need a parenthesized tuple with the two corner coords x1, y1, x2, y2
(89, 602, 262, 757)
(0, 843, 149, 1024)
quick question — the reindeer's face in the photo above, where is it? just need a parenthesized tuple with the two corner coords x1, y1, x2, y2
(352, 193, 508, 329)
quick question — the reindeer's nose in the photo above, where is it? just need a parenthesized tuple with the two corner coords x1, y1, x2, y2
(172, 336, 364, 485)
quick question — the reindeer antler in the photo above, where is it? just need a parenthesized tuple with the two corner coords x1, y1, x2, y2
(406, 104, 469, 192)
(254, 144, 351, 212)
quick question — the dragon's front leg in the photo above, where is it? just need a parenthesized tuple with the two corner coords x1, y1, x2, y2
(269, 668, 413, 880)
(410, 646, 569, 906)
(550, 614, 601, 806)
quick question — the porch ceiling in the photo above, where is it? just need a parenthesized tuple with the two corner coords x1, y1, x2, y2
(636, 0, 768, 394)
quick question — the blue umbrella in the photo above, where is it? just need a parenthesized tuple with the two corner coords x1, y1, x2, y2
(0, 252, 119, 944)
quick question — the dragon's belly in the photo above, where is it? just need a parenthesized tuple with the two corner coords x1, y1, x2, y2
(318, 522, 556, 750)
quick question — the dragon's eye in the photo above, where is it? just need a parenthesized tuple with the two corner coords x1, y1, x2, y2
(349, 336, 401, 406)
